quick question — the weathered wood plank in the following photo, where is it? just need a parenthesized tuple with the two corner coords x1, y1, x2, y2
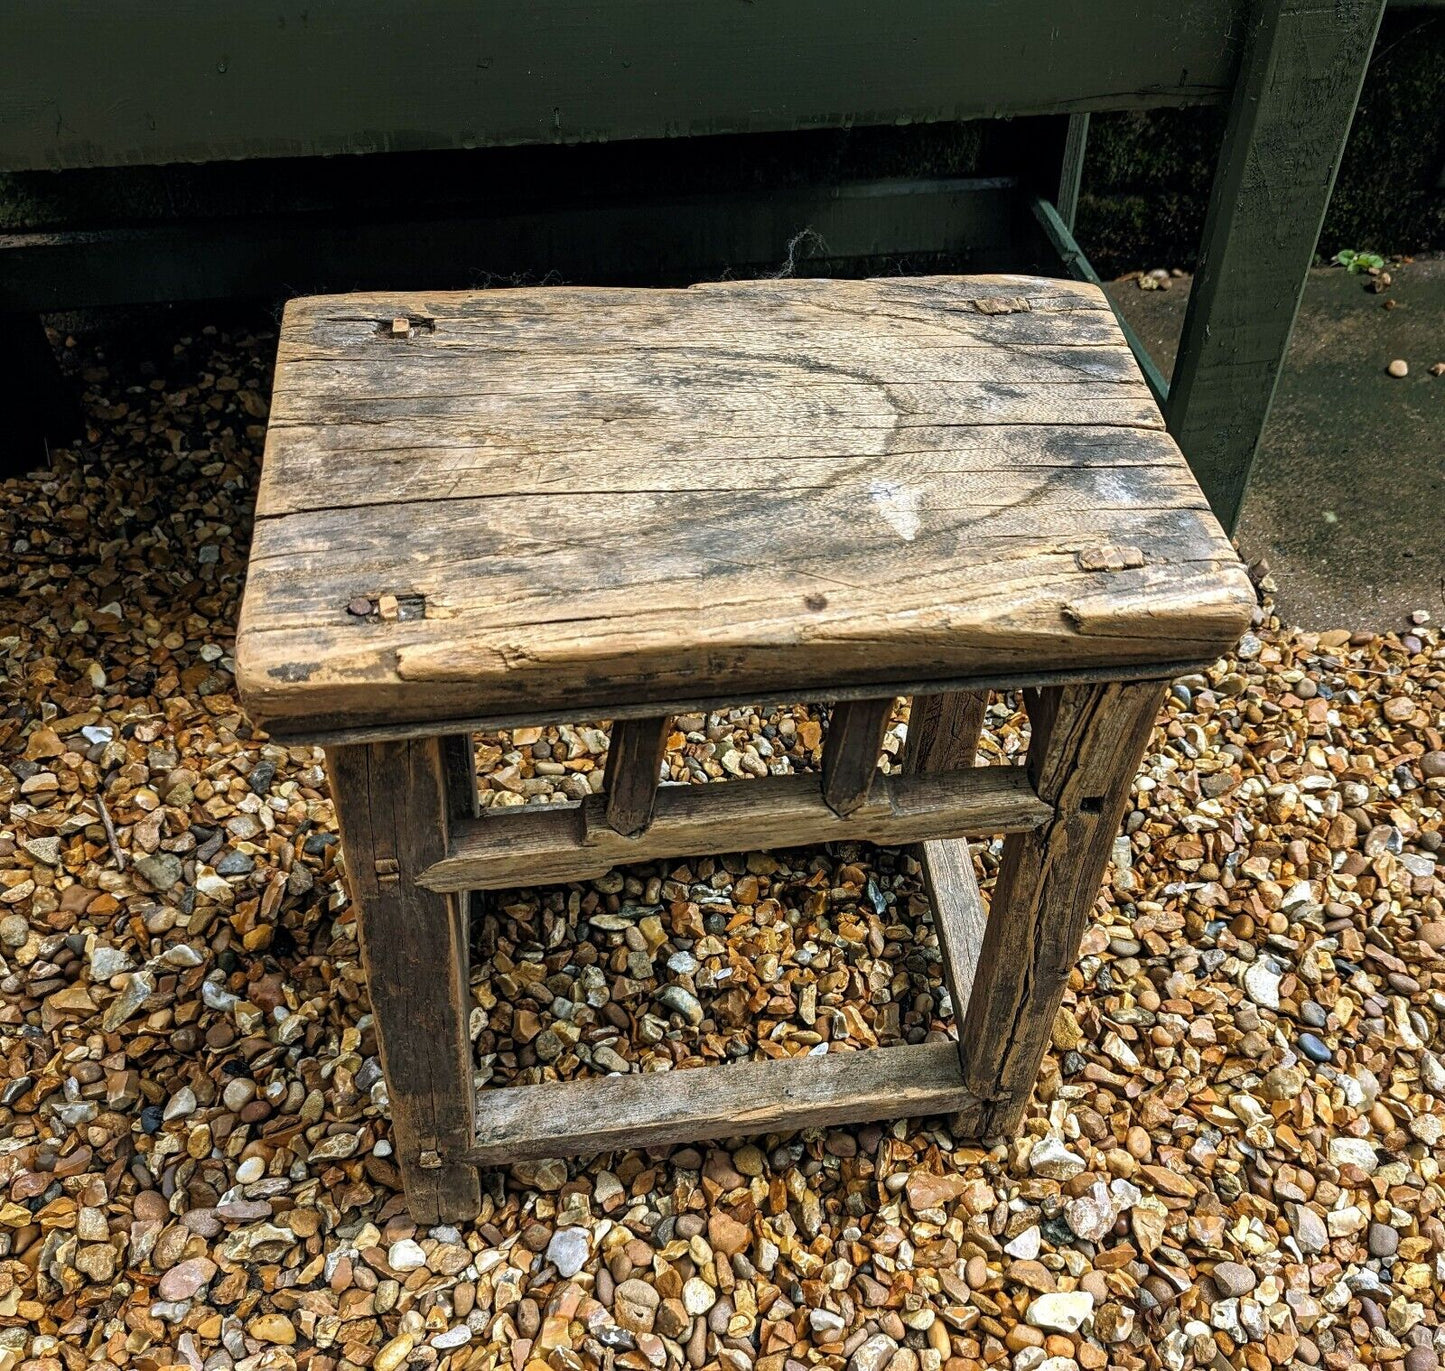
(464, 1041, 980, 1165)
(0, 0, 1248, 173)
(1166, 0, 1386, 530)
(605, 715, 671, 837)
(918, 838, 989, 1022)
(908, 682, 990, 1086)
(258, 428, 1187, 516)
(325, 739, 480, 1221)
(954, 680, 1165, 1136)
(422, 766, 1052, 892)
(237, 276, 1253, 736)
(822, 699, 894, 817)
(265, 655, 1213, 749)
(904, 692, 987, 774)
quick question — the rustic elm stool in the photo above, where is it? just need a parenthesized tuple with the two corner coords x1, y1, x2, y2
(236, 276, 1253, 1221)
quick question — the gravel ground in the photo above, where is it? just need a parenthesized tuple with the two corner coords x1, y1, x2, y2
(1, 316, 1442, 1371)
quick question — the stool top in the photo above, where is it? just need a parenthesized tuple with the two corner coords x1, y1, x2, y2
(238, 276, 1253, 740)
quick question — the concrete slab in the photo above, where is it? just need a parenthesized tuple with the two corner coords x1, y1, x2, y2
(1106, 260, 1443, 631)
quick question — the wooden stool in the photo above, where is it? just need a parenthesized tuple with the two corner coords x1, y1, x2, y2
(237, 276, 1252, 1221)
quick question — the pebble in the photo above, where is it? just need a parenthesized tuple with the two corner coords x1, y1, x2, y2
(1328, 1136, 1380, 1173)
(386, 1239, 427, 1272)
(1005, 1226, 1042, 1259)
(1243, 960, 1282, 1010)
(683, 1276, 718, 1315)
(1388, 358, 1410, 377)
(546, 1226, 591, 1277)
(1029, 1134, 1086, 1179)
(848, 1333, 900, 1371)
(248, 1313, 297, 1345)
(1211, 1262, 1257, 1298)
(374, 1334, 416, 1371)
(615, 1277, 661, 1334)
(157, 1258, 218, 1301)
(1025, 1292, 1095, 1333)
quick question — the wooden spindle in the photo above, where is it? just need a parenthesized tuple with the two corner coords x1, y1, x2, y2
(904, 691, 988, 775)
(821, 698, 894, 817)
(605, 715, 672, 836)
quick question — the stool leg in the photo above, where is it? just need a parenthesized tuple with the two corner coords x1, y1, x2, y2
(955, 680, 1164, 1136)
(326, 738, 481, 1222)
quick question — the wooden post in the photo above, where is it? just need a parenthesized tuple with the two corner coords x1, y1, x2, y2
(955, 680, 1164, 1135)
(605, 715, 671, 836)
(326, 739, 480, 1222)
(821, 698, 895, 817)
(1165, 0, 1386, 531)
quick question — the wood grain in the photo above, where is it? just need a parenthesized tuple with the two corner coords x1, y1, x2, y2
(904, 692, 987, 774)
(1166, 0, 1386, 529)
(918, 838, 989, 1021)
(422, 766, 1051, 893)
(464, 1041, 981, 1165)
(440, 734, 480, 822)
(605, 715, 671, 836)
(954, 680, 1165, 1136)
(325, 739, 480, 1221)
(821, 699, 894, 817)
(237, 275, 1252, 738)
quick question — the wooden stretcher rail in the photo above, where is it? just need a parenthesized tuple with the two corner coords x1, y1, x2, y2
(421, 766, 1050, 892)
(459, 813, 991, 1167)
(275, 658, 1208, 749)
(465, 1039, 981, 1165)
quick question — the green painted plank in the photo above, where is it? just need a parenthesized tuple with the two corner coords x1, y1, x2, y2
(0, 0, 1249, 173)
(0, 177, 1020, 311)
(1166, 0, 1387, 532)
(1030, 195, 1171, 410)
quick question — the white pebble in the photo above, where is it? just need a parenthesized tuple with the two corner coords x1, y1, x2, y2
(387, 1239, 427, 1272)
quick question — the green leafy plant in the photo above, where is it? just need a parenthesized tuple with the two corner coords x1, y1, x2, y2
(1334, 249, 1386, 273)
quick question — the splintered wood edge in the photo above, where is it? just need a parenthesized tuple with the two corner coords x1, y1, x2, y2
(464, 1041, 980, 1165)
(421, 767, 1052, 892)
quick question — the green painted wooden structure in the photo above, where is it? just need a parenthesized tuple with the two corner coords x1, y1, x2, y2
(0, 0, 1387, 526)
